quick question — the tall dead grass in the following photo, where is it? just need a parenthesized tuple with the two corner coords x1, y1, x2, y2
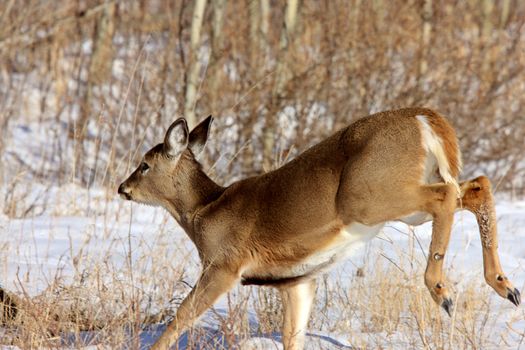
(1, 1, 525, 349)
(2, 203, 523, 349)
(1, 0, 525, 197)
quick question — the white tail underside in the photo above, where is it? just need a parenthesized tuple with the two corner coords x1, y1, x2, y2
(416, 115, 460, 196)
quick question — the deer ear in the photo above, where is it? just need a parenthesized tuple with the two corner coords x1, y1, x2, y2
(164, 118, 189, 157)
(189, 115, 213, 156)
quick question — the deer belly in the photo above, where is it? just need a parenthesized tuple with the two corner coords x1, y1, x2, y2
(241, 222, 383, 286)
(294, 222, 384, 274)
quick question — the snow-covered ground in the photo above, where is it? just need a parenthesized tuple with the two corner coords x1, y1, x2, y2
(0, 102, 523, 349)
(0, 183, 523, 349)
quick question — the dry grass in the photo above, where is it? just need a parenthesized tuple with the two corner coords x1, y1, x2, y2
(0, 189, 193, 349)
(1, 0, 525, 349)
(1, 188, 523, 349)
(1, 0, 525, 193)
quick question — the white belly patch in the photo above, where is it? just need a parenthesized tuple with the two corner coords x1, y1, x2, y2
(283, 222, 384, 278)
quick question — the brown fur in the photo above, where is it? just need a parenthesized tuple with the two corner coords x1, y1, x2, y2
(118, 108, 519, 350)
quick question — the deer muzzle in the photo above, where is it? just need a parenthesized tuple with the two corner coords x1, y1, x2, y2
(118, 183, 132, 200)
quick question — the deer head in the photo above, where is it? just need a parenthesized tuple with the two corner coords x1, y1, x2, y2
(118, 115, 214, 210)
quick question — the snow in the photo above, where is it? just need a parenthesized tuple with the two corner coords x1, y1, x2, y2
(1, 112, 524, 350)
(1, 183, 524, 349)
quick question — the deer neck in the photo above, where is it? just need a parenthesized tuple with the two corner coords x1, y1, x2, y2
(163, 155, 224, 234)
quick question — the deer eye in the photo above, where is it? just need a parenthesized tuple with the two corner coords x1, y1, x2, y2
(140, 162, 150, 174)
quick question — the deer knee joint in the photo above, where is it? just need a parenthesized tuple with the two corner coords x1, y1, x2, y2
(473, 176, 491, 189)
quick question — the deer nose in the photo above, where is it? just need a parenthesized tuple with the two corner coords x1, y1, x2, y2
(118, 183, 131, 199)
(118, 183, 126, 194)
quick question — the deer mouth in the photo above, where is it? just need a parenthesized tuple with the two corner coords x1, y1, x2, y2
(120, 192, 132, 200)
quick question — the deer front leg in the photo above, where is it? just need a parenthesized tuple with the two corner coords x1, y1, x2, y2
(278, 280, 316, 350)
(151, 266, 239, 350)
(421, 183, 457, 315)
(460, 176, 521, 306)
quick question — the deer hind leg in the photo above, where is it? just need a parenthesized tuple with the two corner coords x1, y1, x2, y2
(459, 176, 521, 306)
(278, 280, 316, 350)
(150, 266, 239, 350)
(420, 183, 458, 315)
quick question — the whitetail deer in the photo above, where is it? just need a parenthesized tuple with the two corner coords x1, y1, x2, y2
(118, 107, 520, 350)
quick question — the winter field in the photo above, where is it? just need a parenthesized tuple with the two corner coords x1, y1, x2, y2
(0, 122, 524, 349)
(2, 2, 525, 348)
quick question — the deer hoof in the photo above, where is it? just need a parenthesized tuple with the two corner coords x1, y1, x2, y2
(441, 297, 453, 317)
(507, 287, 521, 307)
